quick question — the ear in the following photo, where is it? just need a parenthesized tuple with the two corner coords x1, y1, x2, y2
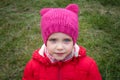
(66, 4, 79, 15)
(40, 8, 51, 16)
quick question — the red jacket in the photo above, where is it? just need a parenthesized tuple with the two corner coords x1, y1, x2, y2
(22, 46, 102, 80)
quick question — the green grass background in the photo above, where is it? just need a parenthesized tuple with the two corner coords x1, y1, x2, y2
(0, 0, 120, 80)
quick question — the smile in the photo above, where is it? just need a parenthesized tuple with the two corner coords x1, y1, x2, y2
(56, 53, 65, 56)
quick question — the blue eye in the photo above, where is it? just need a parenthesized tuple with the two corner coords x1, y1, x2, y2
(64, 39, 71, 42)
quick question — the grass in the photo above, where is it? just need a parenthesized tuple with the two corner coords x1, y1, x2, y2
(0, 0, 120, 80)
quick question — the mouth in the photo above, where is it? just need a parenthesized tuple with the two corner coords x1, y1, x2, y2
(56, 53, 65, 56)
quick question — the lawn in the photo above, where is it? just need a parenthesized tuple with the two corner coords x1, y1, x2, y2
(0, 0, 120, 80)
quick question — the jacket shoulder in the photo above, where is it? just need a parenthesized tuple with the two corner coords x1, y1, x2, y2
(77, 55, 97, 71)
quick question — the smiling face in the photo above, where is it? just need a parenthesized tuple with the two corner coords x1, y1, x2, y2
(46, 33, 74, 61)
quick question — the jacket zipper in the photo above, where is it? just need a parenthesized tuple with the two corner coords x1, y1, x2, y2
(58, 65, 61, 80)
(58, 62, 62, 80)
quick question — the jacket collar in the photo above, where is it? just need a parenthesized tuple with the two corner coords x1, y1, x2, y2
(39, 44, 80, 63)
(32, 44, 86, 64)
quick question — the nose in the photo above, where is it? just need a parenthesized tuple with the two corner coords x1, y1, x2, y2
(56, 43, 64, 51)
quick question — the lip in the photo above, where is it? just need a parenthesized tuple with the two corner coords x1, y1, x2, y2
(55, 53, 65, 56)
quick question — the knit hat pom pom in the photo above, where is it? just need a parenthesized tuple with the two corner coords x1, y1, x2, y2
(66, 4, 79, 15)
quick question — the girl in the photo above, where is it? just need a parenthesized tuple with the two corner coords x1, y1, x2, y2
(22, 4, 102, 80)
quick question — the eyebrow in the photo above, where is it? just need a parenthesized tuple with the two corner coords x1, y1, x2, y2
(48, 38, 57, 40)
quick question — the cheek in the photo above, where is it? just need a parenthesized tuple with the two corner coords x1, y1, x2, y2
(46, 45, 54, 54)
(65, 45, 74, 52)
(47, 46, 52, 51)
(46, 42, 53, 50)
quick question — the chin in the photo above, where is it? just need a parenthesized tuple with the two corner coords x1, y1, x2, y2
(55, 57, 65, 61)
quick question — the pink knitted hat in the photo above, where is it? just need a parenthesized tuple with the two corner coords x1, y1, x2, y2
(40, 4, 79, 45)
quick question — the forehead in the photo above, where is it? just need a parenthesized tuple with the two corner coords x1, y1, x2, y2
(48, 33, 72, 39)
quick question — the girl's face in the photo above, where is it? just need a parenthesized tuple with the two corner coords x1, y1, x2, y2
(46, 33, 74, 61)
